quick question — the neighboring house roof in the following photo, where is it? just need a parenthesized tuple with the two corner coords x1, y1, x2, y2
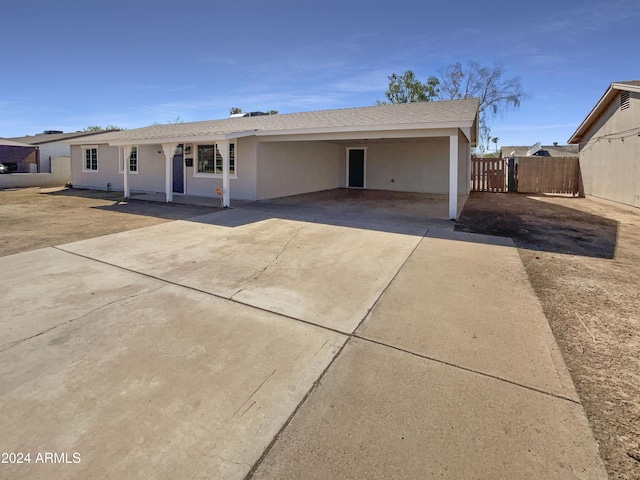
(8, 130, 119, 145)
(0, 138, 37, 147)
(501, 145, 579, 157)
(67, 99, 480, 146)
(568, 80, 640, 144)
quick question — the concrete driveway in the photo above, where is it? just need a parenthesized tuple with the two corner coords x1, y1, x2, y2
(0, 190, 606, 479)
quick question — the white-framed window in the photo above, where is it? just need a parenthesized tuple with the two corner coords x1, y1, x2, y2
(119, 146, 139, 174)
(82, 146, 98, 172)
(129, 146, 138, 173)
(195, 142, 236, 177)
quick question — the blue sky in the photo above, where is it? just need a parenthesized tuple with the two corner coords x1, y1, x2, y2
(1, 0, 639, 149)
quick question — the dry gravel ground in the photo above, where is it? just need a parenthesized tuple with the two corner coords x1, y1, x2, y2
(456, 192, 640, 480)
(0, 187, 218, 258)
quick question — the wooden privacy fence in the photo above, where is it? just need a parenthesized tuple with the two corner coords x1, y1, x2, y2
(471, 157, 506, 192)
(516, 157, 582, 196)
(471, 156, 583, 196)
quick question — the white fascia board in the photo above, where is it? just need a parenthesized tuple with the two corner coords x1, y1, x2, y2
(612, 82, 640, 93)
(257, 126, 464, 143)
(106, 130, 258, 147)
(255, 121, 472, 139)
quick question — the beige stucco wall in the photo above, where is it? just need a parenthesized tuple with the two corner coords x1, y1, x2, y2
(256, 141, 341, 199)
(364, 138, 450, 193)
(126, 145, 166, 193)
(71, 144, 120, 190)
(71, 144, 165, 192)
(185, 137, 258, 201)
(579, 91, 640, 207)
(68, 131, 474, 200)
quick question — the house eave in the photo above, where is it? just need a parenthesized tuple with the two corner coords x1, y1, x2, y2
(568, 82, 639, 144)
(68, 121, 476, 147)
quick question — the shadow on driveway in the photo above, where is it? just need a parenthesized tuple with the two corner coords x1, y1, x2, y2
(45, 188, 220, 221)
(188, 189, 458, 237)
(454, 192, 618, 259)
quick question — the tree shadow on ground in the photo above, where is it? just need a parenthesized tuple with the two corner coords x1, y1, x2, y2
(454, 192, 618, 259)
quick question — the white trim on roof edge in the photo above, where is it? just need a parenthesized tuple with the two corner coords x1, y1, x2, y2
(568, 82, 640, 144)
(101, 124, 467, 147)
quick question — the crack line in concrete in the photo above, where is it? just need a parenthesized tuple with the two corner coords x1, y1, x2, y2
(230, 225, 305, 300)
(52, 242, 579, 405)
(0, 284, 168, 354)
(49, 236, 584, 478)
(352, 227, 430, 334)
(233, 369, 277, 418)
(243, 336, 351, 480)
(353, 335, 581, 405)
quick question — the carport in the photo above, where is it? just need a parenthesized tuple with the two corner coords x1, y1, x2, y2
(67, 99, 479, 219)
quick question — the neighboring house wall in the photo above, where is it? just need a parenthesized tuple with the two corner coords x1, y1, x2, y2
(256, 141, 341, 200)
(38, 142, 73, 173)
(0, 156, 70, 189)
(0, 146, 39, 172)
(579, 91, 640, 207)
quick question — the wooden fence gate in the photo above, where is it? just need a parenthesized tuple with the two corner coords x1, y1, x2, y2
(471, 157, 506, 192)
(471, 156, 582, 196)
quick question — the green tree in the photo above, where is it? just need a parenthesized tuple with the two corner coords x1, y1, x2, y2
(380, 62, 525, 151)
(83, 125, 123, 132)
(229, 107, 243, 115)
(492, 136, 499, 152)
(377, 70, 439, 105)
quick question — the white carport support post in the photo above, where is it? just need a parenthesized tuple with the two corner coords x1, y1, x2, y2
(217, 140, 230, 207)
(162, 143, 178, 202)
(122, 145, 131, 198)
(449, 133, 458, 220)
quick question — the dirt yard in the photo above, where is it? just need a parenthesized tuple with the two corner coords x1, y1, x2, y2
(0, 187, 218, 257)
(456, 192, 640, 480)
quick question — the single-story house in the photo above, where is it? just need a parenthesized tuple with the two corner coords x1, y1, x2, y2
(568, 80, 640, 208)
(8, 130, 118, 173)
(0, 139, 39, 172)
(500, 144, 578, 158)
(67, 99, 479, 218)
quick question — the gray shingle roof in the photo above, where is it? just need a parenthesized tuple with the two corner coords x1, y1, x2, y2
(0, 138, 37, 147)
(70, 99, 479, 145)
(9, 130, 119, 145)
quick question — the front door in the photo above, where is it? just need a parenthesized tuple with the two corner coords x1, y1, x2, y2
(173, 145, 184, 194)
(348, 148, 365, 188)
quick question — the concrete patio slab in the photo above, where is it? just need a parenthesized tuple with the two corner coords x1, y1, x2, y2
(0, 267, 345, 479)
(0, 247, 165, 351)
(58, 213, 422, 333)
(356, 229, 579, 401)
(251, 338, 607, 479)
